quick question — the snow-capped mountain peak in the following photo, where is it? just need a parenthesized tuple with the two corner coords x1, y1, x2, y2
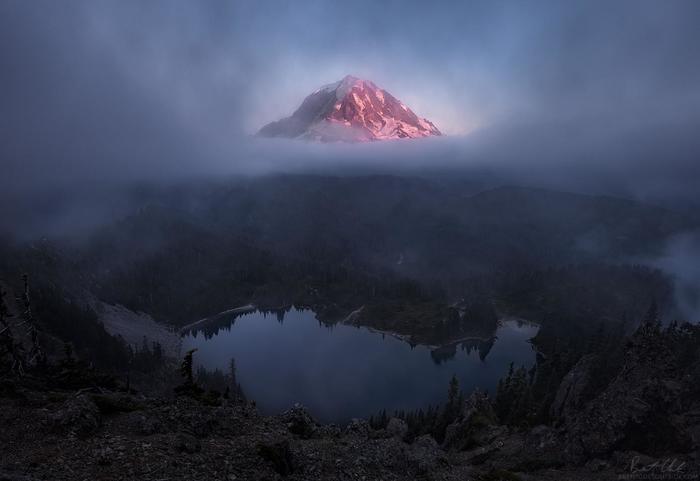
(258, 75, 441, 142)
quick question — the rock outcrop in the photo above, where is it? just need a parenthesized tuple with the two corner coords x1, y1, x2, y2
(562, 325, 697, 462)
(550, 353, 598, 424)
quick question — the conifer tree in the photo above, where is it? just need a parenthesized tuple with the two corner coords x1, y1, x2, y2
(180, 348, 197, 385)
(447, 374, 460, 408)
(642, 299, 661, 331)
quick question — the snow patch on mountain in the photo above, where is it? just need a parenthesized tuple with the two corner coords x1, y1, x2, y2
(258, 75, 442, 142)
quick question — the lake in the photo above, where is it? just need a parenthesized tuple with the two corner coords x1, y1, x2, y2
(181, 308, 538, 423)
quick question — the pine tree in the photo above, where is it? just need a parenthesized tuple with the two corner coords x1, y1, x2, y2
(642, 299, 661, 331)
(447, 374, 460, 408)
(152, 341, 163, 361)
(180, 348, 197, 385)
(229, 358, 237, 387)
(495, 364, 534, 427)
(495, 363, 515, 419)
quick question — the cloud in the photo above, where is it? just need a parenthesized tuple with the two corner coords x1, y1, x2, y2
(1, 0, 700, 204)
(652, 231, 700, 321)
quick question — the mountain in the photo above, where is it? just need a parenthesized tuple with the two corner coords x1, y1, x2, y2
(257, 75, 442, 142)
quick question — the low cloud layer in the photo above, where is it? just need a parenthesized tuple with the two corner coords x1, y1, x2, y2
(1, 0, 700, 205)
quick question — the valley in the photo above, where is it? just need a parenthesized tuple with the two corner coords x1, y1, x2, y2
(1, 174, 699, 480)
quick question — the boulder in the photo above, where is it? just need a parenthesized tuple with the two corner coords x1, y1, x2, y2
(281, 403, 317, 439)
(172, 432, 201, 454)
(443, 389, 499, 451)
(345, 418, 371, 437)
(48, 394, 101, 437)
(90, 392, 143, 414)
(386, 417, 408, 440)
(406, 435, 448, 474)
(257, 440, 295, 476)
(0, 471, 41, 481)
(134, 414, 162, 436)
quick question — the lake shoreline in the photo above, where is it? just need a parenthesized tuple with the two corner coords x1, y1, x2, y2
(181, 307, 540, 423)
(181, 302, 531, 351)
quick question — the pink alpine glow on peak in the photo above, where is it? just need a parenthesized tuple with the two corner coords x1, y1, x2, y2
(257, 75, 442, 142)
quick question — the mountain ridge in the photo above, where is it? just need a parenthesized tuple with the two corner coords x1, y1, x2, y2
(258, 75, 441, 142)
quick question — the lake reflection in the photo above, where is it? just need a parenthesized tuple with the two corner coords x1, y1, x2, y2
(182, 308, 538, 423)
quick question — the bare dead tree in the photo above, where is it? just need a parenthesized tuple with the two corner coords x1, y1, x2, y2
(20, 274, 46, 368)
(0, 283, 25, 375)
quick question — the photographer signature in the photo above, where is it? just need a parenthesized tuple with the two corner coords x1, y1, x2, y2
(630, 456, 686, 474)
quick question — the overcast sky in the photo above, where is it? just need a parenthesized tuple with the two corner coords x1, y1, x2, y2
(2, 0, 700, 195)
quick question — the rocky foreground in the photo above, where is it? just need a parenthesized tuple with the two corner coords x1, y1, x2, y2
(0, 385, 604, 481)
(2, 314, 699, 480)
(2, 336, 699, 481)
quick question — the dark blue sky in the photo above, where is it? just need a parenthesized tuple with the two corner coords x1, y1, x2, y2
(2, 0, 700, 192)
